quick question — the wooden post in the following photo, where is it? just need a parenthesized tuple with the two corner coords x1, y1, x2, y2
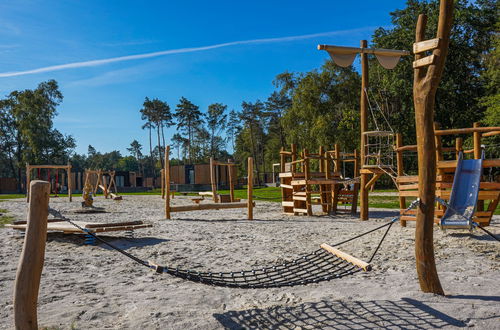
(332, 144, 341, 213)
(67, 164, 72, 202)
(247, 157, 253, 220)
(25, 164, 30, 203)
(210, 157, 218, 203)
(291, 144, 297, 173)
(473, 122, 484, 211)
(14, 180, 50, 330)
(319, 146, 327, 213)
(160, 169, 165, 199)
(455, 137, 463, 159)
(228, 164, 234, 202)
(434, 123, 445, 177)
(413, 0, 453, 295)
(165, 146, 171, 219)
(351, 149, 360, 215)
(359, 39, 369, 220)
(396, 133, 407, 226)
(304, 149, 313, 216)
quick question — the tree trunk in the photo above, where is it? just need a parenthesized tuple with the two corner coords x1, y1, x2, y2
(148, 125, 153, 177)
(156, 123, 163, 169)
(413, 0, 453, 295)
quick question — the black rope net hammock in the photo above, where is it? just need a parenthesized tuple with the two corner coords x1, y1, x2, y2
(48, 200, 419, 289)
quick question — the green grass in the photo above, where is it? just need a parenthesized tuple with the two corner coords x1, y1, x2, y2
(2, 187, 498, 214)
(0, 194, 24, 199)
(0, 208, 14, 227)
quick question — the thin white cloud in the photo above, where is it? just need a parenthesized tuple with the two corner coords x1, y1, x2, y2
(0, 27, 373, 78)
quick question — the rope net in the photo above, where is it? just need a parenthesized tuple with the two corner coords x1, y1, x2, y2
(47, 201, 421, 289)
(151, 249, 360, 288)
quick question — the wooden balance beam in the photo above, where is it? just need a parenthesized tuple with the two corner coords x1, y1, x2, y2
(170, 202, 254, 213)
(7, 220, 151, 234)
(320, 243, 372, 271)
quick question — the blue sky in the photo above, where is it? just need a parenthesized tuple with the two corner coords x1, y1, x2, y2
(0, 0, 408, 156)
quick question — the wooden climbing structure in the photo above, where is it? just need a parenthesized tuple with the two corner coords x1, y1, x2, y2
(396, 123, 500, 227)
(26, 163, 72, 202)
(279, 144, 360, 216)
(84, 169, 122, 200)
(164, 146, 254, 220)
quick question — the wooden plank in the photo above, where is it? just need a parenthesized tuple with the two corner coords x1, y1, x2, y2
(280, 184, 293, 189)
(435, 126, 500, 136)
(293, 208, 309, 214)
(413, 38, 440, 53)
(399, 190, 420, 197)
(320, 243, 372, 271)
(170, 202, 251, 213)
(395, 145, 418, 152)
(399, 183, 420, 190)
(281, 201, 294, 207)
(7, 220, 152, 233)
(397, 175, 419, 183)
(413, 54, 436, 68)
(198, 192, 214, 196)
(437, 191, 499, 199)
(438, 159, 500, 169)
(436, 182, 500, 190)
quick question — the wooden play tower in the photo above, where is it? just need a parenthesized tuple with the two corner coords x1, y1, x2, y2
(318, 42, 410, 220)
(279, 144, 359, 216)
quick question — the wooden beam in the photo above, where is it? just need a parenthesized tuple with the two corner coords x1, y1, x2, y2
(14, 180, 50, 330)
(434, 126, 500, 136)
(365, 173, 382, 190)
(165, 146, 170, 219)
(413, 38, 440, 53)
(247, 157, 254, 220)
(320, 244, 372, 271)
(210, 157, 218, 203)
(317, 44, 409, 56)
(170, 202, 250, 212)
(413, 54, 436, 68)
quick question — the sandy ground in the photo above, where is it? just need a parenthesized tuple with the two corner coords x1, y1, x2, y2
(0, 195, 499, 329)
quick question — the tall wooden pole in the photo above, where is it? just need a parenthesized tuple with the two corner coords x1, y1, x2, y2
(67, 164, 72, 202)
(396, 133, 407, 227)
(359, 39, 369, 220)
(14, 180, 50, 330)
(25, 164, 30, 203)
(165, 146, 171, 219)
(247, 157, 254, 220)
(210, 157, 218, 203)
(413, 0, 453, 295)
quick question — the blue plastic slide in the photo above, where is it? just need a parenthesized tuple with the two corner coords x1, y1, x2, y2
(439, 151, 484, 229)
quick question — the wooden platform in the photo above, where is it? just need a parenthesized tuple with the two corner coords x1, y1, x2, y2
(6, 220, 152, 234)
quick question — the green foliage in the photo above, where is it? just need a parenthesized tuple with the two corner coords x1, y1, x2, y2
(174, 97, 203, 163)
(0, 80, 75, 183)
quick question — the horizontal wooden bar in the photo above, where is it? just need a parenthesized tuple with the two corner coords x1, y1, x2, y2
(413, 38, 440, 53)
(435, 126, 500, 136)
(170, 202, 251, 212)
(482, 131, 500, 137)
(413, 54, 436, 68)
(317, 44, 410, 56)
(28, 165, 71, 169)
(438, 159, 500, 169)
(280, 184, 293, 189)
(282, 201, 294, 207)
(320, 243, 372, 271)
(395, 145, 418, 152)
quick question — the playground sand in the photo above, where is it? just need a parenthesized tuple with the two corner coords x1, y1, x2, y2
(0, 195, 498, 329)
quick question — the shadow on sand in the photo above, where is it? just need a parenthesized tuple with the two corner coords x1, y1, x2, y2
(214, 298, 466, 329)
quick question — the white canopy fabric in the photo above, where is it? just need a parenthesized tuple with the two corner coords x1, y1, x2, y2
(375, 54, 402, 70)
(328, 52, 357, 67)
